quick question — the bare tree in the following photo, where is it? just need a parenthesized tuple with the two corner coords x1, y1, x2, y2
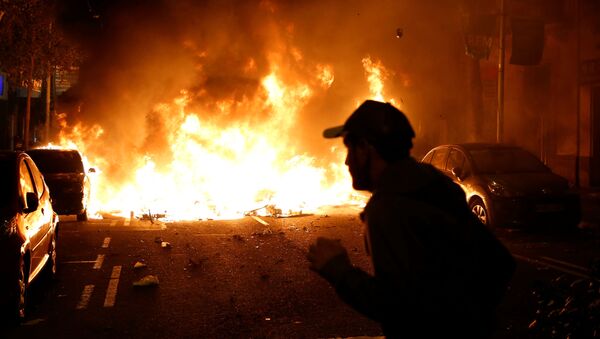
(0, 0, 82, 149)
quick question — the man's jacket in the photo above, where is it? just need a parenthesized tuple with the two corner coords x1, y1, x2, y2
(318, 157, 516, 338)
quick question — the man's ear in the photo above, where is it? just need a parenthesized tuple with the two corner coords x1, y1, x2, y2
(355, 138, 370, 149)
(357, 138, 378, 155)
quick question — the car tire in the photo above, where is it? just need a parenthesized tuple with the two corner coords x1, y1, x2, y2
(77, 209, 88, 222)
(470, 198, 491, 228)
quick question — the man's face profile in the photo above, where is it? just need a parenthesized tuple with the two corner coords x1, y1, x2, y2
(344, 138, 371, 191)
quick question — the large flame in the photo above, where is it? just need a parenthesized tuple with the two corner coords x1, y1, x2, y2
(46, 55, 397, 221)
(362, 56, 399, 107)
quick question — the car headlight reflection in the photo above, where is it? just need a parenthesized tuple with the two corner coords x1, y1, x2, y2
(488, 181, 521, 197)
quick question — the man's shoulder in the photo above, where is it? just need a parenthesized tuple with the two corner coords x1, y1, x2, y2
(365, 190, 440, 220)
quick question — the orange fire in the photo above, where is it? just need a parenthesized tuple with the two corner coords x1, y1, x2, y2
(45, 56, 397, 221)
(362, 56, 399, 107)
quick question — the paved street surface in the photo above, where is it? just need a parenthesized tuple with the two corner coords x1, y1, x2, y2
(1, 206, 599, 339)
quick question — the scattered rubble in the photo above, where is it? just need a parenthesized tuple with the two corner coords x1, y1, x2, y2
(244, 204, 308, 218)
(133, 275, 160, 287)
(528, 274, 600, 338)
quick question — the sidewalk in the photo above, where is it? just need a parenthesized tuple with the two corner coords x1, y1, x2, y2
(578, 187, 600, 234)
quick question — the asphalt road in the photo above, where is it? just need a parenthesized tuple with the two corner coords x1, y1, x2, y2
(2, 207, 599, 339)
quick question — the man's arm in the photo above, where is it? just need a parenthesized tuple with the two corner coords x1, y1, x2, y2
(307, 200, 415, 322)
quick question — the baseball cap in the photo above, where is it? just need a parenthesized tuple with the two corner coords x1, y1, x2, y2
(323, 100, 415, 148)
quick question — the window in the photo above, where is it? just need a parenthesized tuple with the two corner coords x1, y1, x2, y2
(447, 149, 470, 178)
(27, 150, 84, 174)
(422, 151, 434, 164)
(26, 159, 45, 198)
(447, 149, 464, 170)
(430, 148, 449, 170)
(19, 160, 35, 205)
(469, 147, 549, 174)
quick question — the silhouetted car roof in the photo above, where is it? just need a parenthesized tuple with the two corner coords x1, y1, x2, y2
(26, 149, 84, 174)
(439, 143, 521, 151)
(429, 143, 550, 174)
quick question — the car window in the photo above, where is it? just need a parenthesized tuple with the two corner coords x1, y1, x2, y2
(19, 159, 36, 202)
(430, 148, 449, 170)
(422, 151, 434, 164)
(447, 149, 464, 170)
(447, 149, 471, 178)
(26, 158, 46, 198)
(469, 148, 550, 174)
(27, 150, 84, 174)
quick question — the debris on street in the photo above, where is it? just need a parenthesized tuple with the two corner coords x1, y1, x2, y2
(244, 204, 308, 218)
(133, 275, 160, 287)
(161, 241, 171, 249)
(134, 261, 147, 269)
(528, 274, 600, 338)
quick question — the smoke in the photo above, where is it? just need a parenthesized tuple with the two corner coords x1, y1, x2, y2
(55, 0, 470, 183)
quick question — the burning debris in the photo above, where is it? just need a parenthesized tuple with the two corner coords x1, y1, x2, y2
(244, 204, 309, 218)
(140, 211, 167, 222)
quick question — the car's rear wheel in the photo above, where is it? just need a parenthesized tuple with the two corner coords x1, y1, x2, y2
(470, 198, 491, 228)
(77, 209, 88, 222)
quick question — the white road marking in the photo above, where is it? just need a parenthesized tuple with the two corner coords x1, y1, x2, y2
(76, 284, 95, 310)
(251, 216, 269, 226)
(514, 254, 591, 279)
(62, 260, 97, 264)
(110, 220, 117, 227)
(104, 266, 122, 307)
(540, 256, 591, 273)
(102, 237, 111, 248)
(93, 254, 105, 270)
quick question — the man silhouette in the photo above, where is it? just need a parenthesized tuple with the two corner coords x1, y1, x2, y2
(308, 100, 515, 338)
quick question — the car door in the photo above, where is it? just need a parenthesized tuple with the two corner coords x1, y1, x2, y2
(19, 158, 48, 275)
(447, 148, 483, 202)
(26, 158, 53, 265)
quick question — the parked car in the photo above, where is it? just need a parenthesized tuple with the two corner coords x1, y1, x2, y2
(0, 151, 59, 321)
(421, 143, 581, 229)
(26, 148, 93, 221)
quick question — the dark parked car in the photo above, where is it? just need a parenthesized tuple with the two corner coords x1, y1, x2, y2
(0, 151, 59, 320)
(26, 149, 93, 221)
(421, 143, 581, 229)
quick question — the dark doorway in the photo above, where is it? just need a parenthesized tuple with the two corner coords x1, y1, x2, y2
(591, 86, 600, 186)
